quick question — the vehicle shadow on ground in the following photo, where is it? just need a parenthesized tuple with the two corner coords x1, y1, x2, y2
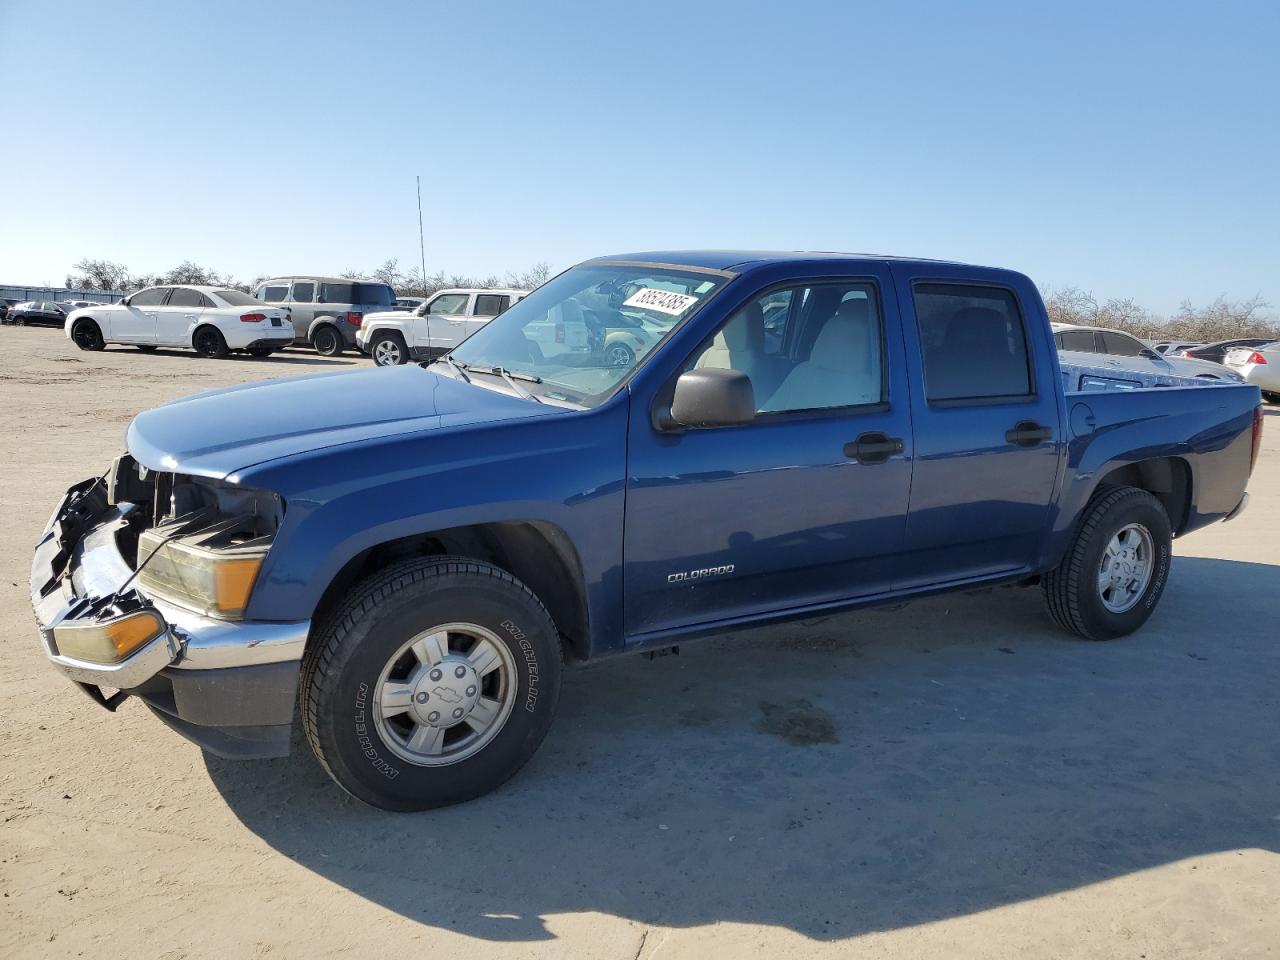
(104, 346, 361, 366)
(206, 556, 1279, 942)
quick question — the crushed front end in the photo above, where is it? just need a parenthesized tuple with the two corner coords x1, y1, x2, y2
(30, 456, 309, 758)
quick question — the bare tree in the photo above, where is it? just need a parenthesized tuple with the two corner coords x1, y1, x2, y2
(1040, 285, 1276, 342)
(66, 258, 131, 292)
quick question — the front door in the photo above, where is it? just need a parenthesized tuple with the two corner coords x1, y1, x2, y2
(111, 287, 167, 343)
(893, 273, 1063, 587)
(414, 292, 473, 351)
(623, 273, 913, 639)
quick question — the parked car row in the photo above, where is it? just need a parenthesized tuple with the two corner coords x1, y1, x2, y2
(1051, 323, 1242, 382)
(1224, 341, 1280, 403)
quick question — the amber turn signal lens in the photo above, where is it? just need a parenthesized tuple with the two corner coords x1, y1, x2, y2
(213, 556, 264, 617)
(53, 609, 166, 664)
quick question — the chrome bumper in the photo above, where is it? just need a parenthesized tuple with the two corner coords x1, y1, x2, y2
(31, 481, 308, 696)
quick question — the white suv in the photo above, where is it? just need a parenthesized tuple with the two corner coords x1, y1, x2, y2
(357, 288, 528, 366)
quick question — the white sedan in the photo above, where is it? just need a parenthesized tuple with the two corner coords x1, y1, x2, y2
(65, 286, 294, 358)
(1224, 341, 1280, 404)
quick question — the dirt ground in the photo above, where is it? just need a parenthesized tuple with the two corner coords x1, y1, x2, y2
(1, 326, 1276, 959)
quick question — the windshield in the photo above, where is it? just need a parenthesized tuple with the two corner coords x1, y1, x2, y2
(447, 263, 727, 406)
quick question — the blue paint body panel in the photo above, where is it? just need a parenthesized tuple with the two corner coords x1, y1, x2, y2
(122, 252, 1261, 659)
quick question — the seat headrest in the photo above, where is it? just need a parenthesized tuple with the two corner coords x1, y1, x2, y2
(716, 300, 765, 352)
(812, 297, 872, 359)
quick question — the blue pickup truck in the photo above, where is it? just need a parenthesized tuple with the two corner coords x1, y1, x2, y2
(30, 252, 1263, 811)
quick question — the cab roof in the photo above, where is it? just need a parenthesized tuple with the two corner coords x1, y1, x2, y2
(588, 250, 969, 273)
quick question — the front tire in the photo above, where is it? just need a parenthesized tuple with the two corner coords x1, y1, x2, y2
(311, 325, 344, 356)
(370, 331, 408, 366)
(70, 318, 105, 351)
(1043, 485, 1172, 640)
(1263, 391, 1280, 405)
(301, 557, 563, 811)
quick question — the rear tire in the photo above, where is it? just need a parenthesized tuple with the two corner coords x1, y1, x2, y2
(70, 318, 105, 351)
(300, 557, 563, 811)
(370, 331, 408, 366)
(1043, 485, 1172, 640)
(311, 325, 344, 356)
(1263, 391, 1280, 405)
(192, 326, 229, 358)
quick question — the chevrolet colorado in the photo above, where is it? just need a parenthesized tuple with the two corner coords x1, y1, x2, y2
(30, 252, 1263, 811)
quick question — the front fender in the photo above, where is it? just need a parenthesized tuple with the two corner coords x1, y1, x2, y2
(235, 398, 631, 656)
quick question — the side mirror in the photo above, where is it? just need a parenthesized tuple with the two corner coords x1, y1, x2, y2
(668, 368, 755, 428)
(121, 296, 131, 306)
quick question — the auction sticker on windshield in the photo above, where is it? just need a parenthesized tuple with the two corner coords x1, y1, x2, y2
(623, 288, 701, 316)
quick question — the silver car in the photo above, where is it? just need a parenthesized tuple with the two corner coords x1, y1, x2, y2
(1052, 324, 1241, 382)
(253, 276, 396, 356)
(1223, 341, 1280, 403)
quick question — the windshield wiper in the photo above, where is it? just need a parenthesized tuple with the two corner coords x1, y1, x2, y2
(491, 366, 542, 403)
(440, 355, 471, 383)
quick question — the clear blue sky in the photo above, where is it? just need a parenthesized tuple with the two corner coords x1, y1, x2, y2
(2, 0, 1276, 314)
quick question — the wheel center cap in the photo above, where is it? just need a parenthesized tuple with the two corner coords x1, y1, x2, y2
(410, 655, 480, 727)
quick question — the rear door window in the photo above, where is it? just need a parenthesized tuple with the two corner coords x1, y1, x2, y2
(167, 288, 208, 308)
(913, 283, 1033, 402)
(1059, 329, 1097, 352)
(290, 281, 315, 303)
(474, 294, 509, 317)
(1099, 331, 1146, 357)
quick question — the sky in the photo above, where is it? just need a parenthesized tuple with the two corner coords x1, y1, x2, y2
(1, 0, 1277, 315)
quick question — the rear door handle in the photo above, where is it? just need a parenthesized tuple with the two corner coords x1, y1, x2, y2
(844, 432, 904, 464)
(1005, 420, 1053, 447)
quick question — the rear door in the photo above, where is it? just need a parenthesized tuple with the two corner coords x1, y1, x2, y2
(112, 287, 168, 343)
(467, 293, 510, 340)
(156, 287, 208, 344)
(893, 268, 1063, 587)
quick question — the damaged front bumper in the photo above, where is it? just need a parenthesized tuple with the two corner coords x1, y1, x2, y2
(31, 476, 310, 759)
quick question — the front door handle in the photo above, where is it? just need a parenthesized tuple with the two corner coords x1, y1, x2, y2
(844, 432, 904, 464)
(1005, 420, 1053, 447)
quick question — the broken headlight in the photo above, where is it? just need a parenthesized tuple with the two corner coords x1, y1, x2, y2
(135, 478, 282, 620)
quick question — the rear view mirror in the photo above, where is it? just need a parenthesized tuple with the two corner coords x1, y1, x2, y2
(668, 368, 755, 428)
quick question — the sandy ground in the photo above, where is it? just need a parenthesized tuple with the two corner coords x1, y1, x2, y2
(0, 326, 1276, 959)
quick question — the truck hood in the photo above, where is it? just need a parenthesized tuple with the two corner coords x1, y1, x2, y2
(126, 365, 563, 479)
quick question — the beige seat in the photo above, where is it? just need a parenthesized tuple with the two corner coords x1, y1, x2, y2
(696, 301, 766, 385)
(760, 298, 880, 412)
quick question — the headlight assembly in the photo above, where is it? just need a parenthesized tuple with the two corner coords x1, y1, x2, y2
(137, 516, 271, 619)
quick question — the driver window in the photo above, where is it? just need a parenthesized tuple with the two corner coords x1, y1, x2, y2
(691, 283, 883, 414)
(429, 293, 470, 315)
